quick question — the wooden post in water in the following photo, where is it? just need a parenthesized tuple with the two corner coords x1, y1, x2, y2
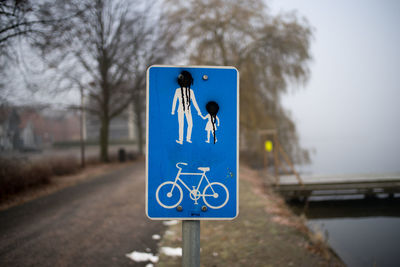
(263, 141, 269, 169)
(276, 139, 303, 185)
(273, 132, 280, 185)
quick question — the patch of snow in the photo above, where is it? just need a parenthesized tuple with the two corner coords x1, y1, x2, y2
(212, 252, 218, 257)
(146, 264, 154, 267)
(165, 230, 175, 235)
(160, 247, 182, 257)
(125, 251, 159, 263)
(163, 220, 178, 226)
(152, 234, 161, 240)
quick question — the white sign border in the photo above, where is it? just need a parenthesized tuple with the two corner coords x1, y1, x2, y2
(145, 65, 239, 220)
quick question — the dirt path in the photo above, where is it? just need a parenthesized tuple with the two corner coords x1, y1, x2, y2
(0, 160, 162, 267)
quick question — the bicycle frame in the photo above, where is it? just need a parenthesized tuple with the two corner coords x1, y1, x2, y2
(170, 168, 214, 196)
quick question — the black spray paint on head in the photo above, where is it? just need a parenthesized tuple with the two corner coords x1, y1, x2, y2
(177, 71, 194, 111)
(206, 101, 219, 144)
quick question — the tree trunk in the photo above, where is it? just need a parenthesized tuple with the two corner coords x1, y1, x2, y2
(134, 101, 144, 155)
(99, 116, 110, 162)
(137, 112, 144, 155)
(80, 88, 86, 168)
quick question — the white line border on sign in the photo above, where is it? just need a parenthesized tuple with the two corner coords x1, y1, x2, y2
(145, 65, 239, 220)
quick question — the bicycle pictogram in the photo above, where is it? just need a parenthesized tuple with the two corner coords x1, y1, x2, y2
(156, 162, 229, 209)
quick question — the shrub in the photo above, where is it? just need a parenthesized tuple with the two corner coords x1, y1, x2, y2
(0, 151, 138, 201)
(25, 162, 52, 185)
(47, 156, 80, 176)
(0, 157, 52, 199)
(0, 158, 23, 196)
(85, 155, 101, 166)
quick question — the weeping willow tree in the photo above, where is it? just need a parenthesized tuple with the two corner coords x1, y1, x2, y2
(163, 0, 312, 165)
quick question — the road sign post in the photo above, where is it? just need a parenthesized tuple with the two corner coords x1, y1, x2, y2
(182, 220, 200, 267)
(146, 65, 239, 265)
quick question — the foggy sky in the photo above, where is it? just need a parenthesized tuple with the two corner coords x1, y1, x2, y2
(271, 0, 400, 174)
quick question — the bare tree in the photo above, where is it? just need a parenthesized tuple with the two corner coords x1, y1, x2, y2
(0, 0, 67, 99)
(1, 0, 28, 87)
(1, 1, 40, 55)
(33, 0, 171, 161)
(163, 0, 312, 164)
(129, 14, 176, 155)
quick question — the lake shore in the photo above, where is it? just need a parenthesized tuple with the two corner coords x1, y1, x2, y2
(157, 164, 344, 266)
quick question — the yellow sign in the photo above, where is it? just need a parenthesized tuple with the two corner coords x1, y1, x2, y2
(264, 140, 273, 152)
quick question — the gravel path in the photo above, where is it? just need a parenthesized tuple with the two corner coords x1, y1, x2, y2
(0, 160, 162, 266)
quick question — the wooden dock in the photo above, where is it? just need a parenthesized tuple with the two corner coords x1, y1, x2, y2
(275, 173, 400, 201)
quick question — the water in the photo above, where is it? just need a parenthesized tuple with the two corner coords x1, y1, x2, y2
(309, 217, 400, 267)
(291, 199, 400, 267)
(289, 136, 400, 266)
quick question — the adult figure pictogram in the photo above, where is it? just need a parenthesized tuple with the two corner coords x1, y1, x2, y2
(171, 71, 202, 144)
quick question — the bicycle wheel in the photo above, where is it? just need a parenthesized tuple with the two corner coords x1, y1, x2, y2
(202, 182, 229, 209)
(156, 181, 183, 209)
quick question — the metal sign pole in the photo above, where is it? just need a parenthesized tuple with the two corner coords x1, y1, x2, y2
(182, 220, 200, 267)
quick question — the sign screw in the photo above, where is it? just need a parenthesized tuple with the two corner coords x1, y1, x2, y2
(177, 206, 183, 212)
(201, 206, 207, 212)
(202, 75, 208, 80)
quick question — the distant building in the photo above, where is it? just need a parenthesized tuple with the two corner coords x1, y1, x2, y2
(0, 103, 137, 152)
(0, 108, 22, 151)
(20, 121, 36, 149)
(0, 105, 80, 151)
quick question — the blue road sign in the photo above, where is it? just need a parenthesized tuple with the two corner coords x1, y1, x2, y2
(146, 65, 239, 220)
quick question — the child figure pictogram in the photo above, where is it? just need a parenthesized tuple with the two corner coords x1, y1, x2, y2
(202, 101, 220, 144)
(201, 113, 220, 143)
